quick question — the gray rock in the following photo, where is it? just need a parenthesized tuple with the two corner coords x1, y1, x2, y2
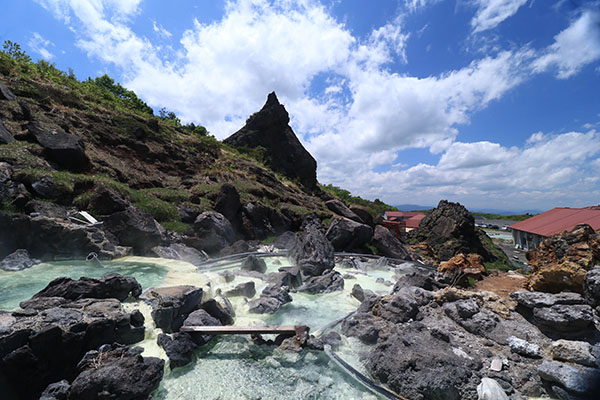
(102, 206, 163, 255)
(261, 283, 292, 304)
(144, 285, 203, 333)
(372, 225, 411, 260)
(289, 215, 334, 276)
(298, 270, 344, 294)
(325, 216, 373, 252)
(88, 186, 130, 215)
(533, 304, 594, 333)
(193, 211, 235, 254)
(584, 266, 600, 308)
(0, 119, 14, 144)
(349, 205, 374, 227)
(183, 309, 221, 327)
(0, 249, 40, 271)
(510, 290, 585, 309)
(241, 202, 290, 240)
(200, 298, 234, 325)
(0, 82, 17, 101)
(507, 336, 542, 358)
(272, 231, 297, 250)
(149, 243, 208, 266)
(40, 380, 70, 400)
(157, 332, 197, 369)
(247, 296, 286, 314)
(241, 254, 267, 273)
(351, 283, 364, 302)
(538, 360, 600, 394)
(551, 340, 597, 367)
(325, 199, 363, 223)
(372, 286, 432, 323)
(33, 273, 142, 301)
(267, 268, 302, 289)
(224, 281, 256, 298)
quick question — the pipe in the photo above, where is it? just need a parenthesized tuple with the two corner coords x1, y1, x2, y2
(86, 252, 104, 268)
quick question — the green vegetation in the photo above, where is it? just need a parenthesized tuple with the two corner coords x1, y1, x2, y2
(471, 212, 534, 221)
(320, 183, 398, 217)
(476, 228, 515, 271)
(261, 236, 277, 245)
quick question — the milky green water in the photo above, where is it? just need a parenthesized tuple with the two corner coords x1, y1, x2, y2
(0, 255, 415, 399)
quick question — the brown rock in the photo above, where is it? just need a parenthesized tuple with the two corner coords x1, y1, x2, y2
(526, 224, 600, 293)
(439, 253, 486, 277)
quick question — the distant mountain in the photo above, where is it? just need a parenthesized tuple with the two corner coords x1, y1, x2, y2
(394, 204, 541, 215)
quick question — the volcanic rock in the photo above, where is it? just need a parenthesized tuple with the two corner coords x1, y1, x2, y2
(223, 92, 318, 189)
(0, 119, 13, 144)
(26, 121, 91, 172)
(101, 206, 163, 255)
(144, 285, 203, 333)
(438, 253, 486, 285)
(410, 200, 493, 261)
(551, 340, 597, 367)
(533, 304, 594, 333)
(325, 216, 373, 252)
(200, 298, 235, 325)
(224, 281, 256, 298)
(0, 81, 17, 101)
(214, 183, 242, 232)
(248, 283, 292, 314)
(289, 215, 334, 276)
(88, 186, 130, 215)
(349, 205, 374, 227)
(372, 225, 411, 260)
(192, 211, 235, 254)
(69, 344, 164, 400)
(0, 248, 40, 271)
(538, 360, 600, 396)
(584, 266, 600, 308)
(298, 270, 344, 294)
(526, 224, 600, 294)
(241, 254, 267, 273)
(157, 332, 197, 369)
(33, 273, 142, 301)
(241, 202, 291, 240)
(40, 380, 70, 400)
(325, 199, 363, 222)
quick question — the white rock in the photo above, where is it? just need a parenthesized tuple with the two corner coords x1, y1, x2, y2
(477, 378, 509, 400)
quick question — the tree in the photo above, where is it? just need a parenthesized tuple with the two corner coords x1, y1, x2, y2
(2, 40, 31, 63)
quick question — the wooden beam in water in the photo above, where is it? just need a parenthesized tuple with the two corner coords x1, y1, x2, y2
(180, 325, 309, 335)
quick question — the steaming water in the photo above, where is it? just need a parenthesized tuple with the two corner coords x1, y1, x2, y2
(0, 254, 417, 399)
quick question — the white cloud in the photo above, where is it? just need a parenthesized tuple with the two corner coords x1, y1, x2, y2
(28, 32, 55, 60)
(532, 10, 600, 78)
(34, 0, 600, 210)
(152, 21, 172, 39)
(470, 0, 528, 33)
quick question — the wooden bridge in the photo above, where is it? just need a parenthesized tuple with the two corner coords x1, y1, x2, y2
(180, 325, 309, 336)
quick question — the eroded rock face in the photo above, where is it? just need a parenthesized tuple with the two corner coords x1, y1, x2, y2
(584, 266, 600, 308)
(349, 205, 374, 227)
(241, 202, 291, 240)
(298, 270, 344, 294)
(223, 92, 318, 189)
(248, 283, 292, 314)
(0, 248, 40, 271)
(325, 216, 373, 252)
(144, 285, 203, 333)
(289, 215, 334, 276)
(526, 224, 600, 294)
(438, 253, 486, 286)
(102, 206, 163, 255)
(324, 199, 363, 223)
(409, 200, 493, 261)
(0, 119, 14, 144)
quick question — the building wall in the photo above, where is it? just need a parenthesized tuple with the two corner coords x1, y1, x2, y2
(512, 229, 544, 250)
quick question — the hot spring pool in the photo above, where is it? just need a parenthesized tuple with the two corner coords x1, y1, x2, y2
(0, 254, 418, 399)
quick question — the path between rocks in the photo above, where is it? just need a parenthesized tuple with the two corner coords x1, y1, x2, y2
(474, 271, 527, 298)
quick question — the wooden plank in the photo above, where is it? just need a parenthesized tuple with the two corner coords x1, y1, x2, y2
(180, 325, 308, 335)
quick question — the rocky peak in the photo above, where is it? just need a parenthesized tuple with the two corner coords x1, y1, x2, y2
(224, 92, 317, 189)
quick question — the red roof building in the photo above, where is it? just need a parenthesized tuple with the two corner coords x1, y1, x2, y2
(509, 206, 600, 250)
(384, 211, 426, 231)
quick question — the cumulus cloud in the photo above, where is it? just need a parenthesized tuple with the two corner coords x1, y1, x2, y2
(470, 0, 528, 33)
(532, 10, 600, 78)
(28, 32, 55, 60)
(34, 0, 600, 209)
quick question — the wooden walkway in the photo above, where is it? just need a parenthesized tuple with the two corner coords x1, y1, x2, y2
(180, 325, 309, 335)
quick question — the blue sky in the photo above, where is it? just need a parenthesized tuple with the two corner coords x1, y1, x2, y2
(2, 0, 600, 212)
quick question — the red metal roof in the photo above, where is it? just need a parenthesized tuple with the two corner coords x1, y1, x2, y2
(405, 214, 425, 228)
(509, 207, 600, 237)
(385, 211, 426, 229)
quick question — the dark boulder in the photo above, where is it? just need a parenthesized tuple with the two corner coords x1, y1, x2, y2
(393, 270, 436, 291)
(218, 240, 250, 257)
(584, 266, 600, 308)
(510, 290, 585, 309)
(0, 119, 14, 144)
(182, 309, 222, 346)
(538, 360, 600, 397)
(30, 176, 73, 203)
(341, 312, 387, 344)
(24, 199, 69, 219)
(325, 216, 373, 252)
(241, 202, 291, 240)
(0, 82, 16, 101)
(224, 281, 256, 298)
(149, 243, 208, 266)
(178, 204, 200, 224)
(372, 286, 433, 323)
(409, 200, 493, 261)
(372, 225, 411, 260)
(273, 231, 297, 250)
(248, 284, 292, 314)
(0, 248, 40, 271)
(26, 122, 91, 172)
(192, 211, 235, 254)
(89, 186, 129, 215)
(325, 199, 363, 223)
(69, 345, 164, 400)
(157, 332, 197, 369)
(102, 206, 163, 255)
(40, 380, 70, 400)
(350, 205, 374, 227)
(214, 183, 242, 232)
(298, 270, 344, 294)
(143, 285, 203, 333)
(33, 273, 142, 301)
(241, 254, 267, 273)
(289, 215, 334, 276)
(223, 92, 318, 189)
(200, 298, 235, 325)
(533, 304, 594, 333)
(268, 268, 302, 289)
